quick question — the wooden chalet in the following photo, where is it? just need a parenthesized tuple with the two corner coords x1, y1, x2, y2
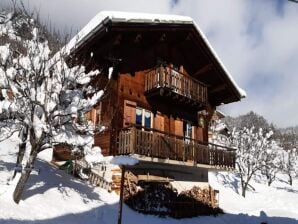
(63, 11, 245, 185)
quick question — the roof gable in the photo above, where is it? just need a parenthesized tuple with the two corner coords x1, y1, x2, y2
(66, 11, 246, 106)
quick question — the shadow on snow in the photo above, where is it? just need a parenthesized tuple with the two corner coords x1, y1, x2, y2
(1, 206, 298, 224)
(0, 160, 297, 224)
(22, 159, 100, 201)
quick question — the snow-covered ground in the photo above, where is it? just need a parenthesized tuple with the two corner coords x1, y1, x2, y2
(0, 136, 298, 224)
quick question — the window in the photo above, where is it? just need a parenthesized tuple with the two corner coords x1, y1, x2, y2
(135, 107, 152, 129)
(144, 110, 152, 128)
(183, 121, 193, 139)
(136, 107, 142, 126)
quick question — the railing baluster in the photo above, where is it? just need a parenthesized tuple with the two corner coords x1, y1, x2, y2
(117, 126, 236, 168)
(158, 134, 162, 158)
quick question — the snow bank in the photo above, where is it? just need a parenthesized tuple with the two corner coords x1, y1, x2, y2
(1, 136, 298, 223)
(209, 171, 298, 220)
(85, 146, 104, 166)
(37, 148, 53, 162)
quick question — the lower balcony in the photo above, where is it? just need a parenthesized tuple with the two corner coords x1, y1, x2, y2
(117, 127, 236, 169)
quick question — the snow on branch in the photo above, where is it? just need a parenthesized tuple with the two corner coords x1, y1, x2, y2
(0, 11, 106, 164)
(228, 127, 278, 196)
(0, 8, 113, 203)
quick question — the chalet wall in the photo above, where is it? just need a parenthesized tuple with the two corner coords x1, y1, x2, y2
(94, 131, 110, 156)
(117, 69, 212, 142)
(118, 71, 150, 110)
(90, 66, 214, 155)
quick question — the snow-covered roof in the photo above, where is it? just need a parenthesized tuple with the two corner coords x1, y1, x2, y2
(214, 110, 226, 118)
(66, 11, 193, 54)
(67, 11, 246, 99)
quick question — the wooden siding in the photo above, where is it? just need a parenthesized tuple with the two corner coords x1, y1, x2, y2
(117, 70, 208, 139)
(118, 71, 149, 109)
(94, 131, 110, 156)
(174, 119, 183, 136)
(154, 112, 164, 132)
(89, 65, 215, 158)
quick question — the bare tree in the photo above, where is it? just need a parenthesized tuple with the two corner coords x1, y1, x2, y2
(261, 144, 283, 186)
(0, 8, 111, 203)
(224, 111, 274, 134)
(280, 131, 298, 185)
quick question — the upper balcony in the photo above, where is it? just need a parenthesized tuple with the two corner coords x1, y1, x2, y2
(144, 66, 208, 110)
(117, 126, 236, 170)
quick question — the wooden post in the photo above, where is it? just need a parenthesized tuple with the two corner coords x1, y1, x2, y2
(118, 165, 126, 224)
(130, 127, 135, 154)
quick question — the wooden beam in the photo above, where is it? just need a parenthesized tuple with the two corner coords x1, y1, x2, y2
(117, 166, 125, 224)
(134, 34, 142, 43)
(209, 84, 226, 94)
(193, 63, 213, 78)
(185, 32, 193, 41)
(159, 33, 166, 42)
(113, 34, 122, 45)
(137, 174, 174, 183)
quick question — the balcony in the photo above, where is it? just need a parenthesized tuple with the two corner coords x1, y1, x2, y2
(117, 127, 236, 169)
(144, 66, 208, 109)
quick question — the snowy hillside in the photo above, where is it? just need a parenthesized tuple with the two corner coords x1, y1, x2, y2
(1, 136, 298, 224)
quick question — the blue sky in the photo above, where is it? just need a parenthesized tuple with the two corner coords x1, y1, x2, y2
(1, 0, 298, 127)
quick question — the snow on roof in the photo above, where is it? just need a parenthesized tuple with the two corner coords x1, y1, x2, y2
(66, 11, 193, 54)
(215, 110, 226, 118)
(66, 11, 246, 99)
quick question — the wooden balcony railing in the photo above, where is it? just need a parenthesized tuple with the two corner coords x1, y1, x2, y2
(117, 127, 236, 169)
(145, 66, 208, 106)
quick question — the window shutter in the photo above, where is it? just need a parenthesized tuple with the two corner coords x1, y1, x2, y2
(192, 126, 196, 140)
(154, 112, 164, 131)
(174, 119, 183, 136)
(196, 127, 204, 142)
(123, 100, 136, 127)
